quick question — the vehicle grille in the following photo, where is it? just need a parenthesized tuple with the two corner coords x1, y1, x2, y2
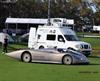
(82, 51, 91, 56)
(84, 45, 89, 49)
(81, 44, 90, 49)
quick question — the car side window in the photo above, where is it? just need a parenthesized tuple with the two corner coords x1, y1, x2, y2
(58, 35, 65, 42)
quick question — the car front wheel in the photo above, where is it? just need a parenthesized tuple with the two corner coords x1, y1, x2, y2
(62, 55, 73, 65)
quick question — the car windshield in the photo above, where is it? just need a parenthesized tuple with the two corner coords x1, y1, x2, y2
(64, 35, 79, 41)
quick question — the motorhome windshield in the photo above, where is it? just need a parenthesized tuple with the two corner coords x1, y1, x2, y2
(64, 35, 79, 41)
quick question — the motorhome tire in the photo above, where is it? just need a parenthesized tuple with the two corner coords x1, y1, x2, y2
(39, 46, 44, 49)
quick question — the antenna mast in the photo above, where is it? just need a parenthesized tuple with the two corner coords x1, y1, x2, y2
(48, 0, 51, 25)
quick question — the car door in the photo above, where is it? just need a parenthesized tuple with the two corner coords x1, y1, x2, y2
(32, 50, 51, 61)
(47, 51, 63, 63)
(57, 35, 66, 48)
(46, 34, 57, 48)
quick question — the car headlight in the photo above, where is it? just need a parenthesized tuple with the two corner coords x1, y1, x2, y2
(89, 44, 92, 49)
(76, 44, 86, 50)
(75, 44, 81, 49)
(76, 44, 92, 50)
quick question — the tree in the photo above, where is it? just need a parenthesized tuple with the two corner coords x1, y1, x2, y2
(0, 0, 100, 30)
(94, 11, 100, 25)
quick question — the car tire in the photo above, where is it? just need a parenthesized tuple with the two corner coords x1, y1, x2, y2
(21, 52, 32, 63)
(62, 55, 73, 65)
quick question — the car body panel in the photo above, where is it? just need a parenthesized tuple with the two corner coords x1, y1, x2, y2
(6, 49, 89, 64)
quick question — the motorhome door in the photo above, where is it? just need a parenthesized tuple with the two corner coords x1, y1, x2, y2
(57, 35, 66, 48)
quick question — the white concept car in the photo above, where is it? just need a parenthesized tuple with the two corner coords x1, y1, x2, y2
(6, 49, 89, 65)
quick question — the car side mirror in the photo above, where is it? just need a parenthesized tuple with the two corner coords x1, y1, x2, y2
(59, 38, 65, 43)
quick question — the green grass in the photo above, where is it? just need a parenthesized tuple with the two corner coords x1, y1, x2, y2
(77, 32, 100, 36)
(0, 37, 100, 81)
(80, 37, 100, 55)
(77, 32, 100, 50)
(80, 38, 100, 50)
(0, 54, 100, 81)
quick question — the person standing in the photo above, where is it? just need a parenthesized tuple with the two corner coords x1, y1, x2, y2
(3, 35, 8, 53)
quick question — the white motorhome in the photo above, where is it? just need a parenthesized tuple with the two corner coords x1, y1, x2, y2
(93, 26, 100, 33)
(28, 18, 92, 56)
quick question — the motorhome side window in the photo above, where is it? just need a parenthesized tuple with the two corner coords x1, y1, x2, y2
(47, 35, 56, 40)
(58, 35, 65, 42)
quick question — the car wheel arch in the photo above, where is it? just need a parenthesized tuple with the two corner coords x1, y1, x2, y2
(67, 47, 76, 51)
(62, 54, 73, 65)
(21, 51, 32, 62)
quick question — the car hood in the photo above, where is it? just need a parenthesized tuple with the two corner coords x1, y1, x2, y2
(68, 41, 90, 45)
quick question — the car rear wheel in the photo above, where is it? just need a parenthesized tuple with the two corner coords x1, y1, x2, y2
(21, 52, 32, 63)
(63, 55, 73, 65)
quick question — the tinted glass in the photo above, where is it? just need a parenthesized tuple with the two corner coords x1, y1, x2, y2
(47, 35, 56, 40)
